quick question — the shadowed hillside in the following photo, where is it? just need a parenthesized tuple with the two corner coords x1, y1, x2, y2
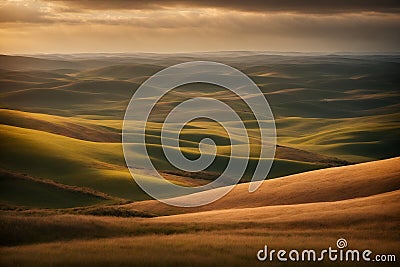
(0, 52, 399, 207)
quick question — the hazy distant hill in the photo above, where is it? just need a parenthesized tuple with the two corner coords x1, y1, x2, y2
(0, 54, 399, 266)
(0, 52, 399, 207)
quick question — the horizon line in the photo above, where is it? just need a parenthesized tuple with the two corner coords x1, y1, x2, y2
(3, 50, 400, 56)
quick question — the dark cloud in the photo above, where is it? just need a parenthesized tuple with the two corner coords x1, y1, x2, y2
(1, 0, 399, 53)
(50, 0, 400, 13)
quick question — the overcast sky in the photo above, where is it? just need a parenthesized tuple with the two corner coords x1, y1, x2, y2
(1, 0, 399, 54)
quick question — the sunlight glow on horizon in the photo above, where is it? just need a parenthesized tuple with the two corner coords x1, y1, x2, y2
(0, 0, 399, 54)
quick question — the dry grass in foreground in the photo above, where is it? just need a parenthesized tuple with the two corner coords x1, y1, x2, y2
(0, 157, 399, 266)
(1, 232, 398, 267)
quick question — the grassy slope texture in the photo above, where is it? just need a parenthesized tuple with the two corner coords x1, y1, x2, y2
(0, 52, 399, 266)
(0, 53, 399, 208)
(0, 157, 399, 266)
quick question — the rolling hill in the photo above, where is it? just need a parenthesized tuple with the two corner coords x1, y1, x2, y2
(0, 157, 398, 266)
(125, 157, 400, 215)
(0, 53, 399, 209)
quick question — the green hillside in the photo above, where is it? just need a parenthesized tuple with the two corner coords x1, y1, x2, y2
(0, 170, 112, 208)
(0, 125, 150, 200)
(0, 53, 399, 208)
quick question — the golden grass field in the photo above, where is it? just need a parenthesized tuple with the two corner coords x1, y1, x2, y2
(1, 158, 399, 266)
